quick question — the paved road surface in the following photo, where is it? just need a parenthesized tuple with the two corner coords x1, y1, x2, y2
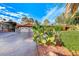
(0, 31, 37, 56)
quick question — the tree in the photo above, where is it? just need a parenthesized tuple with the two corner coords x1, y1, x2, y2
(75, 11, 79, 16)
(21, 15, 35, 25)
(56, 3, 79, 25)
(21, 15, 28, 24)
(28, 18, 34, 25)
(65, 3, 79, 18)
(55, 13, 65, 24)
(71, 3, 79, 18)
(43, 19, 50, 26)
(71, 13, 79, 25)
(34, 20, 40, 25)
(29, 18, 34, 22)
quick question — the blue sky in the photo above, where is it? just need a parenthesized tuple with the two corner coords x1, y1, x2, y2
(0, 3, 66, 23)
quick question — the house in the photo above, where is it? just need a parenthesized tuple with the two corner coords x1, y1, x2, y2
(1, 21, 17, 32)
(16, 23, 33, 32)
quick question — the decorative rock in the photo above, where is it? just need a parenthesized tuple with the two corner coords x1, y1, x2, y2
(37, 45, 72, 56)
(47, 51, 57, 56)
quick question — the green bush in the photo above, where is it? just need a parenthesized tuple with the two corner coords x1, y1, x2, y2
(32, 25, 55, 45)
(54, 25, 63, 31)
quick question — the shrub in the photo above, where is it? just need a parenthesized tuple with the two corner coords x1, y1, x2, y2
(54, 25, 63, 31)
(32, 25, 55, 45)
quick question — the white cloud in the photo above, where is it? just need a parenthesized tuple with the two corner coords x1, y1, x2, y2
(0, 10, 32, 23)
(17, 12, 30, 17)
(5, 12, 19, 16)
(0, 5, 29, 23)
(0, 4, 20, 18)
(0, 15, 10, 21)
(0, 11, 22, 18)
(41, 6, 58, 23)
(0, 5, 33, 23)
(1, 4, 16, 10)
(0, 10, 31, 19)
(0, 14, 18, 22)
(0, 6, 5, 10)
(41, 5, 65, 24)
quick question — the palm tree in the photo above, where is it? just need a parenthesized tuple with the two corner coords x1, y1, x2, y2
(65, 3, 79, 18)
(71, 3, 79, 17)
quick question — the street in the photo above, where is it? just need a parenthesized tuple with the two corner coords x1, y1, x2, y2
(0, 31, 37, 56)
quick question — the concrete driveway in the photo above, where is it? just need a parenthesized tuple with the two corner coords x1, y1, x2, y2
(0, 32, 37, 56)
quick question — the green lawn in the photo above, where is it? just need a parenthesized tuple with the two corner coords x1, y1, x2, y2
(60, 31, 79, 50)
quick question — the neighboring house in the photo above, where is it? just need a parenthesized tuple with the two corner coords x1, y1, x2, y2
(2, 21, 17, 32)
(16, 24, 33, 32)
